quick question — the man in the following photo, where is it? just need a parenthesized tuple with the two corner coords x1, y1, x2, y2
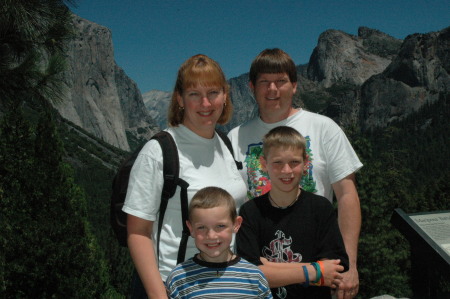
(228, 48, 362, 299)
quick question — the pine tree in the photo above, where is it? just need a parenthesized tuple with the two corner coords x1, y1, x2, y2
(0, 1, 122, 297)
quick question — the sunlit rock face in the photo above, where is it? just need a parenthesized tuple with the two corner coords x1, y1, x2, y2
(307, 27, 399, 88)
(55, 15, 158, 151)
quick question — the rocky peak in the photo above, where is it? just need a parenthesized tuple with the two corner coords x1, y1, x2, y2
(307, 27, 400, 88)
(360, 26, 450, 131)
(358, 26, 403, 59)
(54, 17, 448, 147)
(142, 90, 172, 130)
(54, 14, 157, 151)
(384, 26, 450, 90)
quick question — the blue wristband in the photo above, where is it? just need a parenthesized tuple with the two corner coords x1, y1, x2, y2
(310, 262, 321, 284)
(302, 265, 309, 287)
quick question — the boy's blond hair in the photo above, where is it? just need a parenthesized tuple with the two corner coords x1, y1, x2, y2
(262, 126, 307, 160)
(189, 187, 237, 222)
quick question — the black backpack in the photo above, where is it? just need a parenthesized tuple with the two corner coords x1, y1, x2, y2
(110, 130, 241, 264)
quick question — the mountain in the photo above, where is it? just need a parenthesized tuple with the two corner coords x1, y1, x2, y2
(360, 26, 450, 130)
(58, 19, 448, 147)
(142, 90, 171, 130)
(53, 15, 159, 151)
(307, 27, 400, 88)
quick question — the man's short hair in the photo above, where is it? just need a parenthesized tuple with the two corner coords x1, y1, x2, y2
(249, 48, 297, 85)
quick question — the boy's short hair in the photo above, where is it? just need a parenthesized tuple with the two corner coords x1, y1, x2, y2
(249, 48, 297, 86)
(262, 126, 307, 160)
(189, 187, 237, 222)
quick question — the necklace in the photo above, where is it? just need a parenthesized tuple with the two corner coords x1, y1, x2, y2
(268, 191, 298, 209)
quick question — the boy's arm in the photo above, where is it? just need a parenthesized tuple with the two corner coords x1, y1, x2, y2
(259, 258, 343, 288)
(332, 173, 361, 297)
(237, 203, 344, 289)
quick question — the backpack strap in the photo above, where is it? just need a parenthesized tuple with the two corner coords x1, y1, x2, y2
(154, 129, 240, 265)
(176, 179, 190, 264)
(152, 131, 189, 266)
(216, 130, 243, 170)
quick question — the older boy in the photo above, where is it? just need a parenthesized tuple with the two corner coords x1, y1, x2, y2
(166, 186, 273, 298)
(237, 126, 348, 299)
(228, 48, 362, 298)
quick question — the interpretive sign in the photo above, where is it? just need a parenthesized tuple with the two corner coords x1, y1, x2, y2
(391, 208, 450, 299)
(409, 212, 450, 257)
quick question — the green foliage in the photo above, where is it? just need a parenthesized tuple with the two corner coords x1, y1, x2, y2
(58, 121, 133, 295)
(0, 0, 129, 297)
(0, 106, 114, 297)
(126, 129, 149, 151)
(300, 90, 332, 113)
(0, 0, 74, 109)
(326, 82, 358, 96)
(350, 93, 450, 298)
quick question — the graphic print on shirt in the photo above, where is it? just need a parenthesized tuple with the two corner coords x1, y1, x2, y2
(245, 136, 317, 199)
(263, 230, 302, 263)
(263, 230, 302, 299)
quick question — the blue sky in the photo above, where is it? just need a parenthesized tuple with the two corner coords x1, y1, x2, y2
(72, 0, 449, 93)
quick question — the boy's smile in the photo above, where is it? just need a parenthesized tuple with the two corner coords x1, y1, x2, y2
(187, 206, 241, 263)
(261, 146, 305, 205)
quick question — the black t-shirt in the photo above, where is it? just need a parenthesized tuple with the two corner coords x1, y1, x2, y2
(237, 189, 349, 299)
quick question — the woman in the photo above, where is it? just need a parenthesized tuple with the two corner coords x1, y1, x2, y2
(122, 54, 247, 298)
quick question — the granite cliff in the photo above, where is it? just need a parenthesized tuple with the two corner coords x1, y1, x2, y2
(142, 90, 171, 130)
(54, 18, 449, 150)
(307, 27, 400, 88)
(54, 15, 158, 151)
(360, 26, 450, 130)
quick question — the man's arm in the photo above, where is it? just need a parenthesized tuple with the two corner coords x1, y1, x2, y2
(332, 173, 361, 298)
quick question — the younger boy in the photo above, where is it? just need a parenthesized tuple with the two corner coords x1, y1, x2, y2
(237, 126, 349, 299)
(165, 186, 273, 299)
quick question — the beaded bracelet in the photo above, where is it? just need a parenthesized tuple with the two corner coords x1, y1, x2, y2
(310, 262, 322, 286)
(302, 265, 309, 287)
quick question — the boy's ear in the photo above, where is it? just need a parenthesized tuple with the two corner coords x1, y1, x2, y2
(260, 155, 267, 172)
(186, 220, 194, 238)
(233, 216, 243, 233)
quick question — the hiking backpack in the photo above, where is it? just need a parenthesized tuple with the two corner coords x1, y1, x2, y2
(110, 130, 241, 264)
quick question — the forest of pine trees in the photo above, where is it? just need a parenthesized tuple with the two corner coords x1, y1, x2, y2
(0, 1, 122, 297)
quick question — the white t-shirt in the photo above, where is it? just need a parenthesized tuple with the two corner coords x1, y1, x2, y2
(227, 109, 363, 202)
(123, 125, 247, 280)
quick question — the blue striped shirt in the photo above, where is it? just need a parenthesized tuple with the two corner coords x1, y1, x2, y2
(166, 255, 273, 298)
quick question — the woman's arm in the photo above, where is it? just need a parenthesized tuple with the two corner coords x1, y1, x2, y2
(127, 214, 168, 299)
